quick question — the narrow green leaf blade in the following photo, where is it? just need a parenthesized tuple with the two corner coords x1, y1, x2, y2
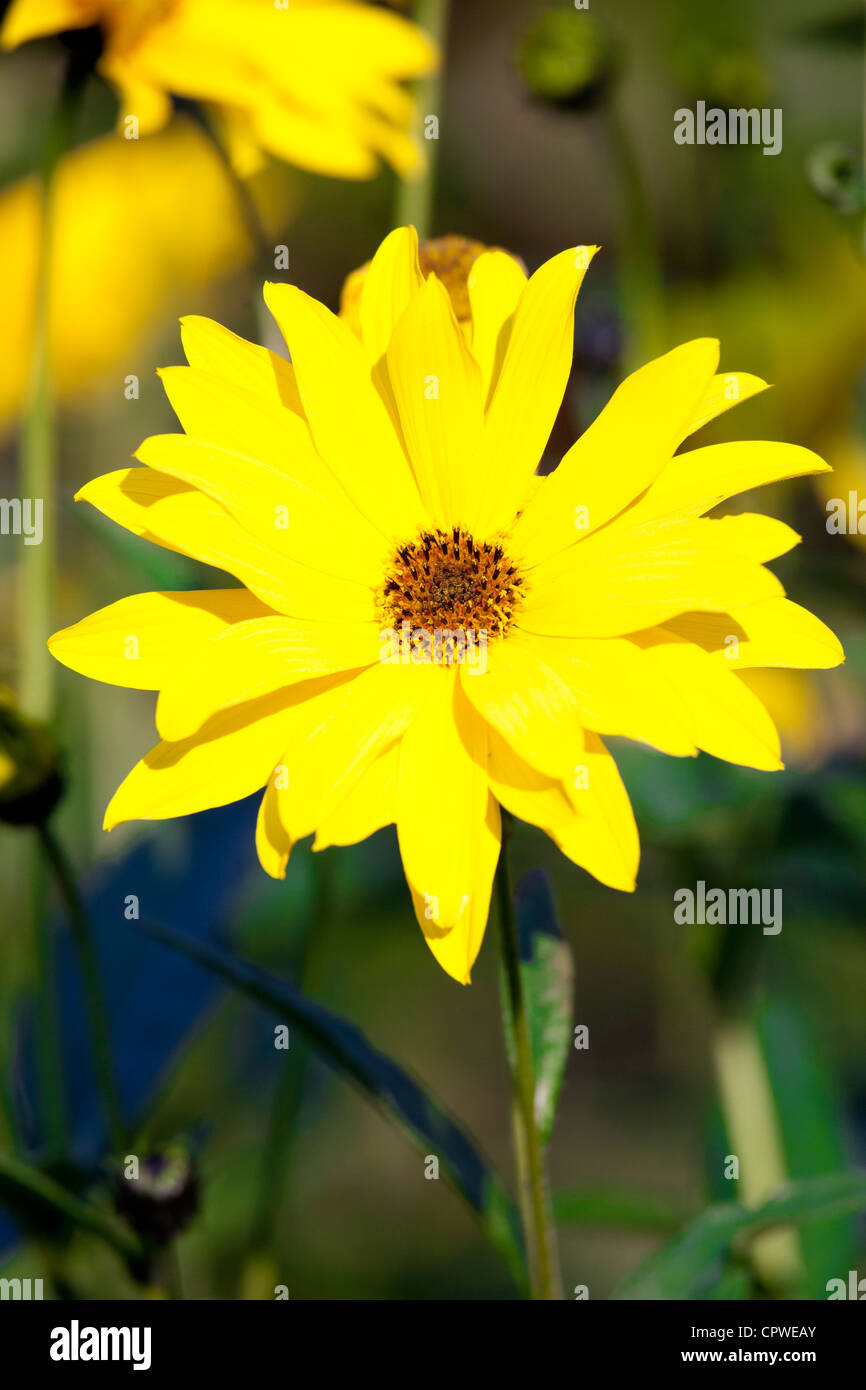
(135, 918, 525, 1284)
(513, 870, 574, 1145)
(613, 1172, 866, 1300)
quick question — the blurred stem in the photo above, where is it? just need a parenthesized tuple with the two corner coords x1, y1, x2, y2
(602, 98, 665, 376)
(18, 52, 87, 719)
(496, 816, 562, 1301)
(32, 870, 66, 1160)
(19, 47, 91, 1167)
(250, 852, 336, 1253)
(394, 0, 449, 238)
(38, 823, 125, 1154)
(712, 1014, 805, 1294)
(191, 106, 272, 276)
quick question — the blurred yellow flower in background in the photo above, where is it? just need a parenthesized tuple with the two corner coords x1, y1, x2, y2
(1, 0, 437, 179)
(0, 115, 293, 430)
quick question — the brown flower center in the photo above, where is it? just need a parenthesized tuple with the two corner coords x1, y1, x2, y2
(379, 528, 526, 662)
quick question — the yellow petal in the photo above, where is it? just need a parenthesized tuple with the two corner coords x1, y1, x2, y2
(258, 661, 427, 845)
(156, 616, 381, 741)
(467, 249, 528, 402)
(179, 314, 303, 414)
(627, 440, 831, 528)
(664, 600, 845, 671)
(699, 513, 800, 562)
(263, 281, 425, 537)
(408, 793, 501, 985)
(77, 468, 378, 622)
(631, 629, 783, 770)
(511, 338, 720, 566)
(523, 631, 697, 757)
(135, 432, 388, 584)
(48, 589, 269, 690)
(477, 245, 599, 534)
(397, 669, 495, 939)
(459, 633, 583, 779)
(314, 745, 400, 849)
(488, 730, 638, 891)
(156, 365, 342, 505)
(358, 225, 423, 366)
(103, 683, 340, 829)
(684, 371, 769, 436)
(386, 273, 484, 530)
(521, 517, 785, 638)
(559, 733, 640, 890)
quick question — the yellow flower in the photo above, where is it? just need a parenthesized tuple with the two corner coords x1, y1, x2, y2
(48, 228, 844, 983)
(1, 0, 437, 179)
(0, 115, 293, 429)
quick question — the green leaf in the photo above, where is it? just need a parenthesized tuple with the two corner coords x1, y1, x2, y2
(613, 1172, 866, 1300)
(503, 870, 574, 1145)
(135, 918, 525, 1286)
(553, 1187, 692, 1233)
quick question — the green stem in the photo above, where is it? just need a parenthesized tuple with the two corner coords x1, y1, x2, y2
(0, 1152, 143, 1264)
(394, 0, 449, 239)
(38, 823, 125, 1154)
(19, 47, 92, 1167)
(603, 98, 666, 376)
(32, 866, 66, 1159)
(18, 52, 88, 720)
(496, 819, 562, 1300)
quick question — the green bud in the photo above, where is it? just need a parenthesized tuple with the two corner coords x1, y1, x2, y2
(518, 9, 618, 110)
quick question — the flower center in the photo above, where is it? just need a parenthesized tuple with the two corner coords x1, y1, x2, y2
(379, 528, 526, 659)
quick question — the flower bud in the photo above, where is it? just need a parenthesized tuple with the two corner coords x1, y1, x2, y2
(111, 1147, 199, 1247)
(517, 9, 618, 110)
(340, 234, 526, 332)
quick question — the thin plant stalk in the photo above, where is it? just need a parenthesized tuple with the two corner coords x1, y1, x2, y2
(712, 1015, 805, 1294)
(394, 0, 450, 239)
(496, 818, 563, 1300)
(603, 99, 666, 376)
(19, 53, 91, 1161)
(39, 823, 125, 1154)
